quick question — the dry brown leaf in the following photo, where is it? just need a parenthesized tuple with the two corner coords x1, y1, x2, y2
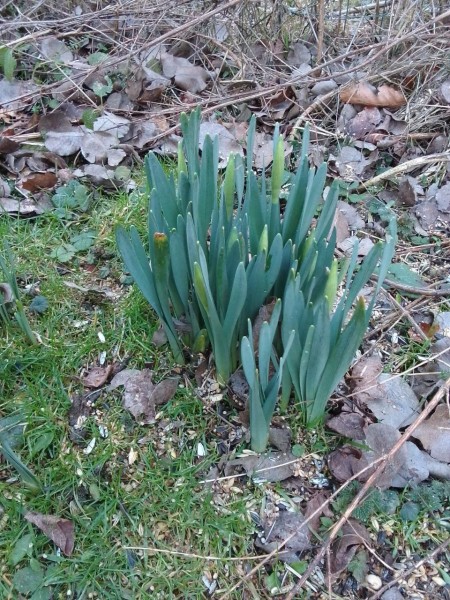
(340, 82, 406, 108)
(329, 519, 370, 577)
(19, 172, 58, 193)
(25, 511, 75, 556)
(108, 368, 179, 424)
(413, 404, 450, 463)
(83, 365, 113, 389)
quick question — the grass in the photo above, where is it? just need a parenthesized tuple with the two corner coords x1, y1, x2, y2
(0, 191, 259, 600)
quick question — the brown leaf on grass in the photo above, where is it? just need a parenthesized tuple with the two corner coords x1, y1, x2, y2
(83, 365, 114, 389)
(25, 511, 74, 556)
(413, 404, 450, 463)
(19, 172, 58, 193)
(108, 368, 179, 424)
(329, 519, 370, 577)
(340, 82, 406, 108)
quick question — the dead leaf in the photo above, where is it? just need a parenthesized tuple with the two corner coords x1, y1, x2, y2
(337, 200, 365, 230)
(441, 79, 450, 104)
(287, 42, 311, 66)
(0, 79, 39, 110)
(363, 423, 408, 489)
(199, 122, 243, 165)
(83, 365, 113, 388)
(19, 172, 58, 193)
(398, 176, 420, 207)
(327, 412, 366, 440)
(40, 37, 73, 64)
(80, 131, 126, 166)
(224, 452, 298, 482)
(0, 196, 52, 216)
(93, 112, 131, 139)
(268, 426, 291, 453)
(161, 52, 210, 93)
(346, 107, 382, 138)
(108, 368, 178, 424)
(304, 490, 333, 531)
(340, 82, 406, 108)
(436, 182, 450, 213)
(353, 356, 420, 428)
(40, 112, 84, 156)
(329, 519, 370, 577)
(413, 404, 450, 463)
(25, 511, 74, 556)
(335, 146, 370, 179)
(388, 441, 450, 487)
(328, 446, 368, 482)
(255, 510, 311, 562)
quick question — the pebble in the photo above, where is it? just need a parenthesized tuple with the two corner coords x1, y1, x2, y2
(432, 576, 446, 587)
(366, 574, 383, 590)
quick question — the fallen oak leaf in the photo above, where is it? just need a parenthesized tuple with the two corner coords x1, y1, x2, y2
(340, 82, 406, 108)
(24, 511, 74, 556)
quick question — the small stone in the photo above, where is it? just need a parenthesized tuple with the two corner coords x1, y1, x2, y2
(432, 576, 446, 587)
(366, 574, 383, 590)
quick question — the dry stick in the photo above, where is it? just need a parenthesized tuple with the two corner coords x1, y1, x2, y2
(370, 538, 450, 600)
(357, 152, 450, 191)
(316, 0, 325, 64)
(381, 289, 429, 342)
(285, 375, 450, 600)
(374, 277, 450, 297)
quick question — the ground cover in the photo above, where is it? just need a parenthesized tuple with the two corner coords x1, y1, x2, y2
(1, 1, 450, 599)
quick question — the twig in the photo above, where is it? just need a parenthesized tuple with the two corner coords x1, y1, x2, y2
(285, 376, 450, 600)
(381, 289, 429, 341)
(121, 546, 288, 561)
(357, 152, 450, 191)
(372, 276, 450, 297)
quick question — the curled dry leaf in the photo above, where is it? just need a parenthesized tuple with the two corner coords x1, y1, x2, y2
(25, 511, 75, 556)
(340, 82, 406, 108)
